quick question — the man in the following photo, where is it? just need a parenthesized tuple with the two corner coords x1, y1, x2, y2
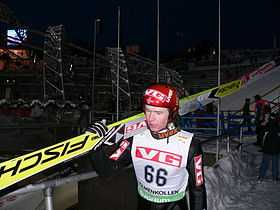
(88, 84, 207, 210)
(254, 95, 268, 146)
(242, 98, 252, 132)
(258, 112, 280, 183)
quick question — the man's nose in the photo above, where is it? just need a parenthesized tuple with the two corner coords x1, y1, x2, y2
(147, 112, 156, 121)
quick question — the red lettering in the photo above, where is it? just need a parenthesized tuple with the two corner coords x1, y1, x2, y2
(125, 121, 146, 134)
(158, 129, 178, 139)
(158, 133, 168, 138)
(194, 155, 204, 186)
(135, 147, 182, 167)
(109, 140, 130, 160)
(159, 153, 181, 167)
(145, 89, 167, 102)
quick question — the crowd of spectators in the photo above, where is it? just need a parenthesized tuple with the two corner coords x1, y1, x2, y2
(0, 98, 90, 129)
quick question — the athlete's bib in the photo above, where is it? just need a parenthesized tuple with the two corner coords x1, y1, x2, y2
(131, 129, 193, 203)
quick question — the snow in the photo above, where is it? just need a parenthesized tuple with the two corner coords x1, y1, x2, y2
(220, 64, 280, 110)
(205, 140, 280, 210)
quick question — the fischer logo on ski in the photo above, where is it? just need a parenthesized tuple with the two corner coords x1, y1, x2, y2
(0, 134, 93, 191)
(0, 136, 89, 178)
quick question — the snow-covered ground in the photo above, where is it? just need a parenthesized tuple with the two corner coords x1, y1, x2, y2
(205, 137, 280, 210)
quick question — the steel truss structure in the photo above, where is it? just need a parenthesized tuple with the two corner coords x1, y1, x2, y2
(43, 25, 65, 101)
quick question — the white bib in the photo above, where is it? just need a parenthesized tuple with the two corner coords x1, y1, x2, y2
(131, 129, 193, 203)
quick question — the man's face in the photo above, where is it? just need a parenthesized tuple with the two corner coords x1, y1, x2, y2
(144, 105, 169, 132)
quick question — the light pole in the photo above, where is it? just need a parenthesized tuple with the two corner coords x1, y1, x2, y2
(156, 0, 160, 83)
(91, 18, 101, 123)
(216, 0, 221, 161)
(116, 6, 121, 121)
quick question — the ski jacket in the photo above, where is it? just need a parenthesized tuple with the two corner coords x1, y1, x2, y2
(91, 128, 207, 210)
(263, 117, 280, 154)
(254, 99, 268, 122)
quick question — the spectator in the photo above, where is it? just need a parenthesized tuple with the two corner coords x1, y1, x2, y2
(14, 99, 31, 118)
(43, 100, 59, 122)
(61, 101, 75, 122)
(21, 103, 31, 118)
(241, 98, 252, 132)
(254, 95, 268, 146)
(258, 113, 280, 182)
(0, 99, 10, 116)
(30, 100, 44, 120)
(78, 100, 90, 132)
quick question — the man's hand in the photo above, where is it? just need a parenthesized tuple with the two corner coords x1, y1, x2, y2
(86, 122, 108, 138)
(86, 122, 125, 151)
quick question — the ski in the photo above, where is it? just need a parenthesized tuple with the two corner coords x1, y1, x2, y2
(0, 113, 145, 191)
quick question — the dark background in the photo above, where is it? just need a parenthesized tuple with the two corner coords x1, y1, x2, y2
(5, 0, 280, 57)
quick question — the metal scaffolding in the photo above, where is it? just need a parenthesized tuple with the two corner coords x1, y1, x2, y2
(107, 47, 131, 119)
(43, 25, 65, 101)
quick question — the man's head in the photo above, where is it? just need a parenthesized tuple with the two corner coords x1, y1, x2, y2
(143, 84, 179, 132)
(254, 94, 261, 101)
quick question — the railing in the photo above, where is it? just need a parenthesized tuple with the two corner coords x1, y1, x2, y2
(5, 171, 99, 210)
(270, 95, 280, 113)
(0, 121, 81, 159)
(181, 111, 257, 161)
(180, 111, 255, 136)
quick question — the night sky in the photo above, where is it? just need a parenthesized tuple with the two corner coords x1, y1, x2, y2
(5, 0, 280, 57)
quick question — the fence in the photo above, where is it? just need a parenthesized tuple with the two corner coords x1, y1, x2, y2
(180, 111, 255, 136)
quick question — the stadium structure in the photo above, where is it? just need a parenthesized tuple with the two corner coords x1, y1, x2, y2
(0, 2, 279, 123)
(0, 3, 184, 122)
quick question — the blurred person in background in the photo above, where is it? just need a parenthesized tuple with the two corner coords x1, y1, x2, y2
(242, 98, 252, 132)
(254, 95, 268, 146)
(258, 112, 280, 183)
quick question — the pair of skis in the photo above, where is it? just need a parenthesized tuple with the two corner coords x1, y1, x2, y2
(0, 113, 146, 192)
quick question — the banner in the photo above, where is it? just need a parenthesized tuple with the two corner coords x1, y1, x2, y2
(241, 61, 276, 85)
(214, 80, 242, 98)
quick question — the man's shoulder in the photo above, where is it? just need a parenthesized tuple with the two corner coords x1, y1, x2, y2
(179, 129, 201, 146)
(178, 129, 194, 137)
(174, 129, 194, 143)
